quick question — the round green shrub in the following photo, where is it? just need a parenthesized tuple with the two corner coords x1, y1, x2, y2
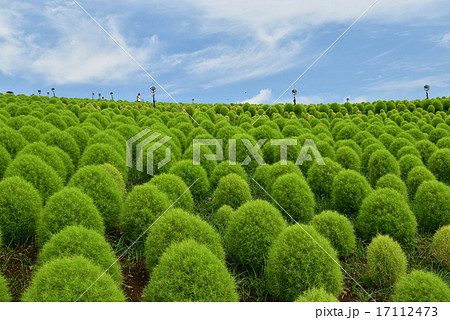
(225, 200, 287, 270)
(99, 163, 126, 198)
(0, 145, 11, 179)
(0, 126, 28, 157)
(0, 176, 42, 245)
(331, 170, 372, 217)
(427, 148, 450, 184)
(50, 146, 74, 181)
(294, 288, 339, 302)
(398, 154, 423, 182)
(38, 226, 121, 284)
(361, 143, 385, 171)
(311, 211, 356, 258)
(414, 180, 450, 231)
(266, 225, 343, 301)
(376, 173, 408, 198)
(182, 143, 217, 177)
(214, 173, 252, 209)
(169, 160, 210, 201)
(392, 270, 450, 302)
(214, 205, 234, 230)
(148, 173, 194, 212)
(18, 125, 41, 143)
(42, 129, 80, 165)
(406, 166, 435, 200)
(22, 256, 125, 302)
(431, 225, 450, 269)
(68, 165, 123, 231)
(4, 154, 63, 202)
(367, 235, 407, 287)
(65, 126, 89, 153)
(0, 273, 11, 302)
(335, 146, 360, 171)
(307, 158, 343, 198)
(368, 149, 400, 186)
(37, 187, 104, 247)
(397, 145, 421, 159)
(436, 136, 450, 149)
(271, 173, 315, 223)
(262, 162, 303, 193)
(210, 161, 247, 190)
(356, 188, 417, 242)
(79, 143, 127, 181)
(414, 140, 438, 165)
(144, 240, 239, 302)
(121, 184, 170, 240)
(144, 208, 224, 272)
(17, 142, 67, 181)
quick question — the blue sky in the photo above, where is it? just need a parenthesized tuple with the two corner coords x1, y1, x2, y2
(1, 0, 449, 105)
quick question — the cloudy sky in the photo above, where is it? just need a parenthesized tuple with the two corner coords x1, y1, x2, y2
(0, 0, 449, 104)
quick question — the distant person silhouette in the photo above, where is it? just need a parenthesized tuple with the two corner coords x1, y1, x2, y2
(137, 93, 143, 102)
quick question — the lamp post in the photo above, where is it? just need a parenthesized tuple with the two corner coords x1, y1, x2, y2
(92, 92, 95, 100)
(98, 93, 101, 100)
(292, 89, 297, 105)
(51, 88, 55, 97)
(192, 98, 194, 104)
(110, 92, 114, 100)
(346, 97, 350, 103)
(424, 85, 430, 99)
(150, 86, 156, 108)
(38, 90, 41, 97)
(47, 91, 50, 97)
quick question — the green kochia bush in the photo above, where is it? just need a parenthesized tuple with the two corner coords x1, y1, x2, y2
(68, 165, 123, 231)
(307, 158, 343, 198)
(22, 256, 125, 302)
(121, 184, 170, 240)
(37, 187, 104, 247)
(392, 271, 450, 302)
(356, 189, 417, 242)
(294, 288, 339, 302)
(210, 161, 247, 190)
(38, 226, 121, 284)
(0, 126, 28, 157)
(144, 209, 224, 272)
(271, 173, 315, 223)
(79, 143, 127, 181)
(42, 129, 80, 166)
(99, 163, 126, 198)
(148, 173, 194, 212)
(169, 160, 210, 201)
(376, 173, 408, 198)
(258, 162, 303, 193)
(213, 173, 252, 209)
(367, 235, 407, 287)
(265, 225, 343, 301)
(398, 155, 423, 182)
(311, 211, 356, 258)
(0, 176, 42, 245)
(406, 166, 435, 199)
(414, 181, 450, 231)
(331, 170, 372, 217)
(0, 145, 11, 179)
(427, 148, 450, 184)
(335, 146, 361, 171)
(368, 149, 400, 186)
(214, 205, 234, 230)
(4, 154, 63, 202)
(17, 142, 67, 181)
(0, 273, 11, 302)
(431, 225, 450, 268)
(144, 240, 239, 302)
(225, 200, 287, 270)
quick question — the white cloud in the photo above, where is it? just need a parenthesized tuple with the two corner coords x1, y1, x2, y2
(0, 2, 158, 85)
(438, 33, 450, 48)
(242, 89, 273, 104)
(366, 74, 450, 92)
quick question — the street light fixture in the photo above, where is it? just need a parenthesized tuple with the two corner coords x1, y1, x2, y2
(292, 89, 298, 105)
(38, 90, 41, 97)
(110, 92, 114, 100)
(47, 91, 50, 97)
(424, 85, 430, 99)
(91, 92, 95, 100)
(51, 88, 55, 97)
(150, 86, 156, 108)
(98, 93, 101, 100)
(346, 97, 350, 103)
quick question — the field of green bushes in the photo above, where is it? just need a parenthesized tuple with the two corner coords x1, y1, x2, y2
(0, 93, 449, 302)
